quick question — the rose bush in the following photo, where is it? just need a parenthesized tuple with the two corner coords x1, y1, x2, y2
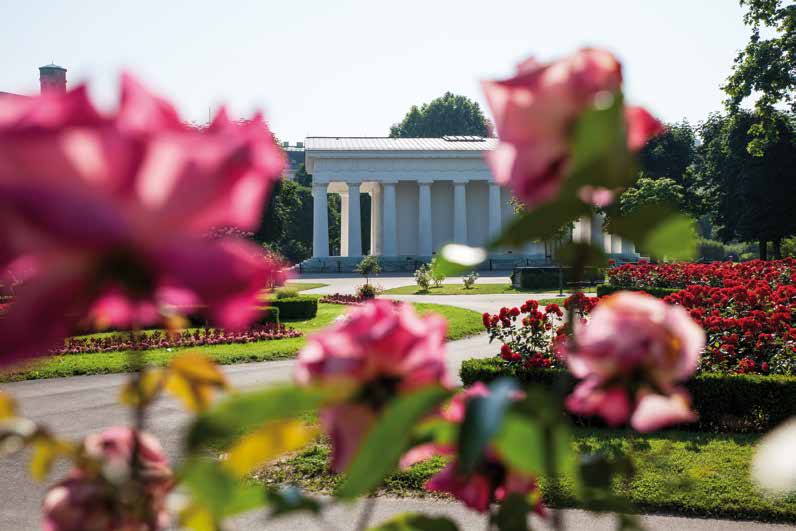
(608, 259, 794, 290)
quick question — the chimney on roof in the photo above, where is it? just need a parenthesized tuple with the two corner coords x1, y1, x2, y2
(296, 141, 304, 148)
(39, 63, 67, 95)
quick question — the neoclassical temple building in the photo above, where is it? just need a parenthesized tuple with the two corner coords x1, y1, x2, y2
(302, 136, 636, 271)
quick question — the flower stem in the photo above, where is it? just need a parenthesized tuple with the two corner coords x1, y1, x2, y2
(355, 496, 377, 531)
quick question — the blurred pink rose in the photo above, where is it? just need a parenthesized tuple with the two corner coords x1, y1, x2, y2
(406, 383, 545, 515)
(295, 300, 449, 472)
(43, 427, 173, 531)
(481, 48, 663, 207)
(562, 292, 705, 431)
(0, 74, 285, 367)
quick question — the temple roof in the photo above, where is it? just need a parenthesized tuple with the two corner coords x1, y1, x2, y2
(305, 136, 497, 151)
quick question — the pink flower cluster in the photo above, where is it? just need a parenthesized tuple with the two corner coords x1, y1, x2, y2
(56, 323, 300, 355)
(561, 292, 705, 432)
(43, 427, 173, 531)
(406, 384, 546, 515)
(0, 74, 285, 368)
(295, 300, 449, 472)
(481, 49, 663, 207)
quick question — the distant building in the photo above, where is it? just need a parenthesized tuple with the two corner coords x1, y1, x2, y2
(281, 141, 305, 181)
(0, 63, 68, 99)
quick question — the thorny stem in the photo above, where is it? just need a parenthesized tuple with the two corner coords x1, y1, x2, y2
(355, 496, 377, 531)
(127, 327, 155, 529)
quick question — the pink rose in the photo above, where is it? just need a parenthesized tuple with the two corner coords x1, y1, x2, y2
(0, 74, 285, 367)
(295, 300, 449, 471)
(481, 49, 663, 207)
(562, 292, 705, 431)
(43, 427, 173, 531)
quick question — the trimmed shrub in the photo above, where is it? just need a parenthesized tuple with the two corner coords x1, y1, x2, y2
(460, 357, 796, 433)
(275, 287, 300, 299)
(595, 284, 681, 298)
(256, 306, 280, 325)
(511, 266, 604, 290)
(357, 283, 379, 299)
(267, 296, 318, 320)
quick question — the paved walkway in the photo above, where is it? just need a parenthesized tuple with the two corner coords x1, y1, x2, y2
(0, 284, 785, 529)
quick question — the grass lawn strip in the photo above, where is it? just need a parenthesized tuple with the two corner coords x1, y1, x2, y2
(254, 428, 796, 523)
(383, 284, 596, 296)
(283, 282, 329, 292)
(1, 303, 484, 382)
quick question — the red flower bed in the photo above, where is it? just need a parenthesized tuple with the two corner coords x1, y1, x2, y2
(664, 281, 795, 375)
(319, 293, 365, 306)
(608, 258, 794, 289)
(56, 323, 301, 355)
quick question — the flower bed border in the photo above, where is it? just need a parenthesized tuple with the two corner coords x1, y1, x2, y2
(596, 284, 681, 298)
(460, 357, 796, 433)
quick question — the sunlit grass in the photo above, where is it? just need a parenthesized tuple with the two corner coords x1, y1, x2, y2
(383, 283, 596, 296)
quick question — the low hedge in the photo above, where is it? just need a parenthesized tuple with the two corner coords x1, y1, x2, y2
(256, 306, 279, 325)
(596, 284, 681, 298)
(266, 296, 318, 320)
(460, 357, 796, 433)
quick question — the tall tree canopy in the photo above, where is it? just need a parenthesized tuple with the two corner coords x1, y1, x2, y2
(695, 110, 796, 258)
(723, 0, 795, 154)
(389, 92, 491, 138)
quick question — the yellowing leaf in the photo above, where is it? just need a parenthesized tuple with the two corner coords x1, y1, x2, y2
(166, 372, 214, 413)
(30, 437, 72, 482)
(166, 352, 229, 412)
(224, 420, 317, 477)
(0, 391, 17, 419)
(170, 352, 228, 387)
(179, 503, 217, 531)
(119, 369, 166, 407)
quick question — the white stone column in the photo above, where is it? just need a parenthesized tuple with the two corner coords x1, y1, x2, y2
(369, 185, 382, 255)
(311, 183, 329, 258)
(347, 182, 362, 256)
(488, 182, 502, 240)
(621, 238, 636, 256)
(591, 213, 606, 251)
(574, 215, 591, 244)
(382, 181, 398, 256)
(340, 192, 349, 256)
(610, 234, 623, 254)
(453, 180, 468, 245)
(418, 181, 433, 256)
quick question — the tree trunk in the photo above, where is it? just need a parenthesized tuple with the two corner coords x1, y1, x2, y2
(759, 239, 768, 260)
(772, 237, 782, 260)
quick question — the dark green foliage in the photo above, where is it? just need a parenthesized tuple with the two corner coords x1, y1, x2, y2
(293, 163, 312, 187)
(257, 179, 345, 262)
(638, 121, 697, 186)
(695, 110, 796, 258)
(459, 358, 796, 432)
(256, 307, 280, 325)
(511, 267, 604, 290)
(723, 0, 795, 155)
(596, 284, 681, 298)
(266, 296, 318, 320)
(389, 92, 490, 138)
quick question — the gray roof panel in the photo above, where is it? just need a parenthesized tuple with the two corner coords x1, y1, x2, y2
(305, 137, 497, 151)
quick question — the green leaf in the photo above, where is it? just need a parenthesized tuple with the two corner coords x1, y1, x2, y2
(495, 413, 576, 479)
(493, 493, 532, 531)
(369, 513, 459, 531)
(643, 214, 697, 260)
(434, 244, 487, 276)
(337, 386, 451, 499)
(265, 486, 321, 518)
(556, 241, 608, 268)
(491, 200, 588, 248)
(186, 385, 330, 451)
(224, 420, 318, 477)
(180, 458, 267, 517)
(565, 91, 636, 193)
(457, 378, 519, 475)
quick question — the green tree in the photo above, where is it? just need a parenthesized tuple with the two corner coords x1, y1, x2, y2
(723, 0, 795, 155)
(696, 110, 796, 259)
(619, 177, 686, 216)
(294, 163, 312, 187)
(389, 92, 490, 138)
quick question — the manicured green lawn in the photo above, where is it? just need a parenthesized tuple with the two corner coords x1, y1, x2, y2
(254, 428, 796, 523)
(383, 283, 595, 296)
(537, 298, 566, 306)
(0, 303, 483, 382)
(283, 282, 329, 292)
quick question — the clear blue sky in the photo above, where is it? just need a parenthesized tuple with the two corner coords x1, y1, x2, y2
(1, 1, 751, 141)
